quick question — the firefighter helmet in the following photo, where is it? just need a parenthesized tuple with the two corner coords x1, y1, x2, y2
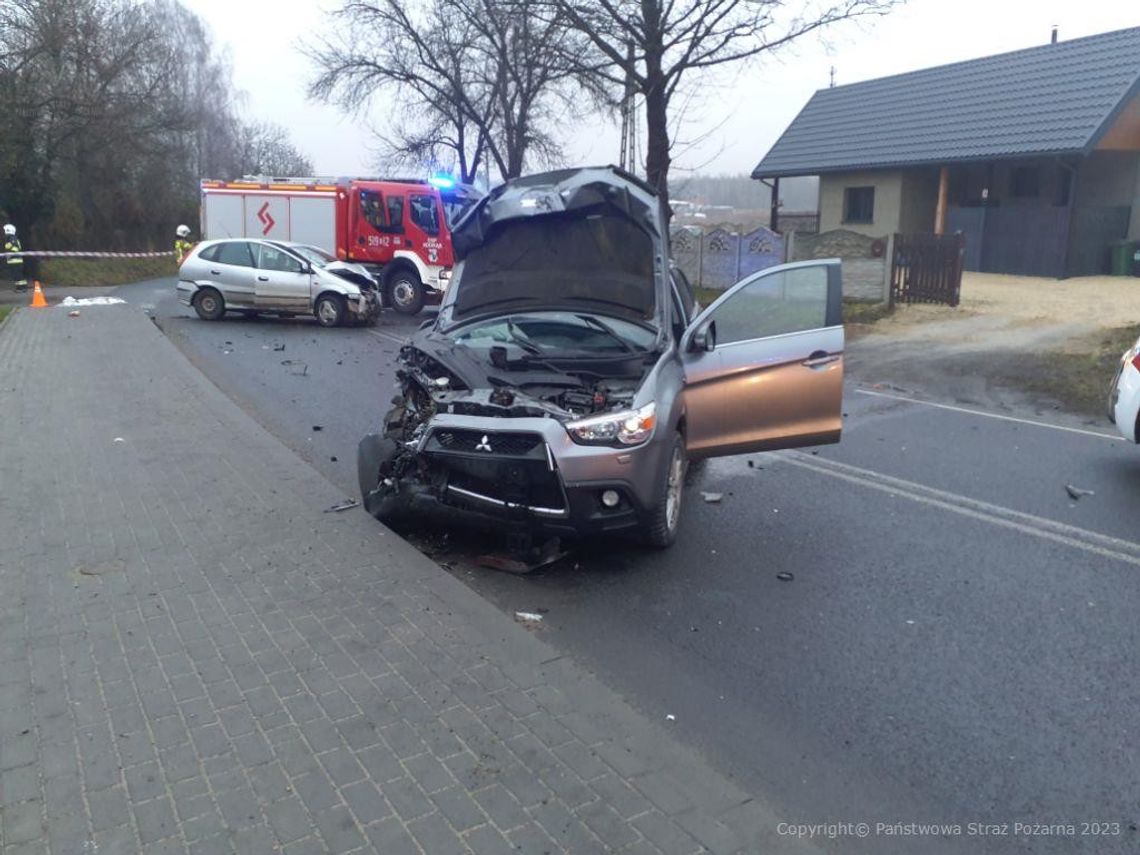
(176, 224, 191, 238)
(2, 224, 15, 236)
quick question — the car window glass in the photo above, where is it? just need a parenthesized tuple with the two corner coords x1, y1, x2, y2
(257, 245, 305, 273)
(387, 196, 404, 232)
(709, 266, 828, 345)
(215, 241, 254, 268)
(669, 285, 686, 339)
(409, 194, 440, 236)
(360, 190, 385, 230)
(198, 244, 221, 262)
(672, 268, 696, 317)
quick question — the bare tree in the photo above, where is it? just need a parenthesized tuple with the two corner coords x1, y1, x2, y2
(541, 0, 901, 210)
(0, 0, 313, 248)
(308, 0, 587, 182)
(234, 122, 314, 178)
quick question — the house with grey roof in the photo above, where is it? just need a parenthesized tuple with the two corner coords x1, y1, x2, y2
(752, 26, 1140, 278)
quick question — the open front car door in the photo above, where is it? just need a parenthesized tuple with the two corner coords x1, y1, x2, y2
(680, 259, 844, 458)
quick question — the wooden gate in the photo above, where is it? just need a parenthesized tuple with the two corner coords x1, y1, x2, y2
(890, 233, 965, 307)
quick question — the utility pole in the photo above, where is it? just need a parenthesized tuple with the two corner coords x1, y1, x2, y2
(619, 41, 637, 175)
(829, 66, 836, 88)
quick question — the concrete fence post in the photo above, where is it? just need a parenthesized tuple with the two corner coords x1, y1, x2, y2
(697, 230, 705, 288)
(883, 233, 896, 305)
(786, 230, 796, 264)
(734, 225, 743, 282)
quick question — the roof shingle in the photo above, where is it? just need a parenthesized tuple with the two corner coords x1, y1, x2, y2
(752, 26, 1140, 178)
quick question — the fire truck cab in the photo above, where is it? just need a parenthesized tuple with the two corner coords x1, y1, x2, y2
(201, 177, 470, 315)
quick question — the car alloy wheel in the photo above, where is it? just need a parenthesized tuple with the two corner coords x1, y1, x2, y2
(315, 293, 346, 327)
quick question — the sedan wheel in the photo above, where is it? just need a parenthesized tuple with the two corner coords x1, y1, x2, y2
(315, 294, 346, 327)
(193, 287, 225, 321)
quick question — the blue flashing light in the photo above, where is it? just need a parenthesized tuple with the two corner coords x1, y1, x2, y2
(428, 174, 456, 190)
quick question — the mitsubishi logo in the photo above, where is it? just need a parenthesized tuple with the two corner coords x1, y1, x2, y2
(475, 435, 493, 453)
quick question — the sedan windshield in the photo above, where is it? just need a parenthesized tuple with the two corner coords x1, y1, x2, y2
(282, 244, 335, 267)
(450, 312, 655, 356)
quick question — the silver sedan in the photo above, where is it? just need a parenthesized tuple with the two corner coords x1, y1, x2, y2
(177, 239, 381, 326)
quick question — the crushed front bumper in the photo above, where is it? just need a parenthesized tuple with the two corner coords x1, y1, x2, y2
(347, 290, 382, 321)
(359, 413, 668, 537)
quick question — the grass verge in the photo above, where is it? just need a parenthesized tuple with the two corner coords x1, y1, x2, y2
(999, 325, 1140, 417)
(38, 256, 177, 287)
(0, 306, 11, 324)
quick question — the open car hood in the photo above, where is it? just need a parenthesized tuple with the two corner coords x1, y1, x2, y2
(440, 167, 669, 331)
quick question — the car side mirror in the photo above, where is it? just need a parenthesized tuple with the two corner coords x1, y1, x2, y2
(688, 320, 717, 353)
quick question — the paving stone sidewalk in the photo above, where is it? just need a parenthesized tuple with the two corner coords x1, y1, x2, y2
(0, 306, 815, 854)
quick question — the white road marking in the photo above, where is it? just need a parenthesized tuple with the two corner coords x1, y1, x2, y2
(855, 388, 1126, 442)
(367, 329, 407, 345)
(775, 450, 1140, 567)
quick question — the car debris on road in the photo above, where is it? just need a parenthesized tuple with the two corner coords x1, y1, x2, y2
(1064, 484, 1095, 500)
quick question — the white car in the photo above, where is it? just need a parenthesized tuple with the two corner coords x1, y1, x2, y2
(177, 239, 381, 327)
(1109, 333, 1140, 442)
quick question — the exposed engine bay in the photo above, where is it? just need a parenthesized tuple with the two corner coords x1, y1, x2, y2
(389, 342, 645, 432)
(358, 334, 655, 527)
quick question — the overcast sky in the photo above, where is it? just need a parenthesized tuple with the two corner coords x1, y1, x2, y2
(182, 0, 1140, 180)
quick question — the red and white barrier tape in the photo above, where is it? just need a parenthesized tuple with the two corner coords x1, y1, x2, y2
(0, 250, 174, 259)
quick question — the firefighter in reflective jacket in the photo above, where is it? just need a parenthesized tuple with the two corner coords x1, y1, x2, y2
(174, 224, 194, 263)
(3, 224, 27, 292)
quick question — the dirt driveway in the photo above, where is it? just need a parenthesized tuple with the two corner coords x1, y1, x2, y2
(847, 272, 1140, 418)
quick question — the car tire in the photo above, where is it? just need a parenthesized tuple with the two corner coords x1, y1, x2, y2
(358, 433, 403, 521)
(385, 269, 425, 315)
(315, 293, 346, 327)
(193, 287, 225, 321)
(643, 432, 686, 549)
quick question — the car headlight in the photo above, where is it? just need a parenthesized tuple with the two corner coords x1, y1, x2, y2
(566, 402, 656, 447)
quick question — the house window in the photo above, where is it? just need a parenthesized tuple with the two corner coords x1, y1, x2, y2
(843, 187, 875, 224)
(1010, 167, 1040, 198)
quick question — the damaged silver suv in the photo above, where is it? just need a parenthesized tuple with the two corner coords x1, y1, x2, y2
(357, 167, 844, 547)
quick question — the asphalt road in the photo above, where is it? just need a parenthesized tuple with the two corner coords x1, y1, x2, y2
(118, 278, 1140, 854)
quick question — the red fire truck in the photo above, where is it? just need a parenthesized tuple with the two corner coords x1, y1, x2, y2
(200, 176, 475, 315)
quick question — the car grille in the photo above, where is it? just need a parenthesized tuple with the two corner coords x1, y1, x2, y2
(427, 428, 544, 457)
(423, 428, 565, 514)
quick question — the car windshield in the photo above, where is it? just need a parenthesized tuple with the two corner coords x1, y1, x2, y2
(449, 312, 655, 356)
(286, 245, 335, 267)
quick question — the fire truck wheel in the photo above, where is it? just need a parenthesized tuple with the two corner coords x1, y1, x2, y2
(315, 293, 347, 327)
(193, 287, 225, 321)
(385, 270, 425, 315)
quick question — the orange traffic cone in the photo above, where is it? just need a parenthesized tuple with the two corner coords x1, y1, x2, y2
(29, 281, 47, 308)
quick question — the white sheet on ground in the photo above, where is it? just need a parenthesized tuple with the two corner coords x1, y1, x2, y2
(59, 296, 127, 306)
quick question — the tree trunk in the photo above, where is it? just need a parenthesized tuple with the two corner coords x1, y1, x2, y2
(642, 65, 670, 216)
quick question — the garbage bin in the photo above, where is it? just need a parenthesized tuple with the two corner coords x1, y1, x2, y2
(1110, 240, 1133, 276)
